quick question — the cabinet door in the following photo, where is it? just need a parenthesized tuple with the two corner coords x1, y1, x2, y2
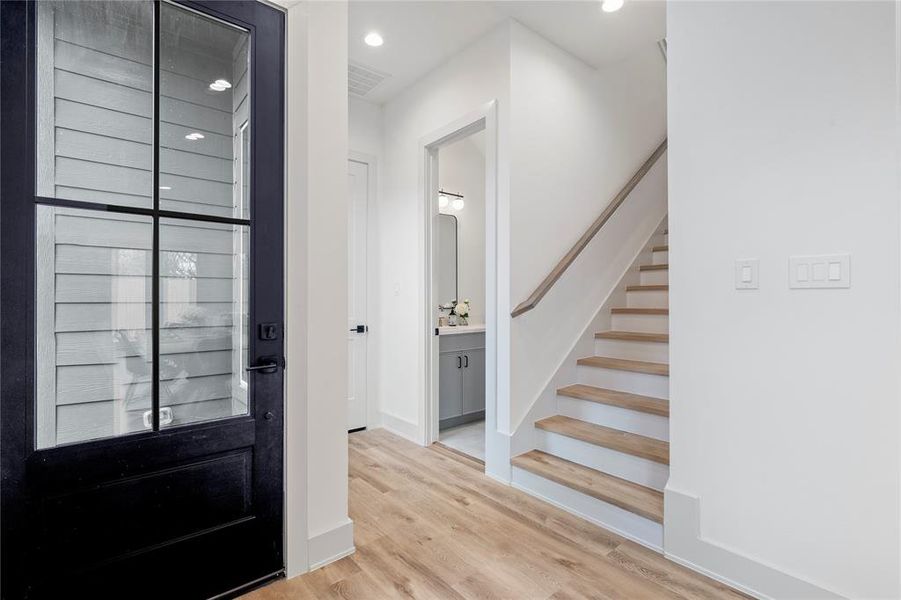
(462, 348, 486, 414)
(439, 352, 464, 420)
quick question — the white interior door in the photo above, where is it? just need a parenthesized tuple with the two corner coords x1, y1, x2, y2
(347, 159, 369, 430)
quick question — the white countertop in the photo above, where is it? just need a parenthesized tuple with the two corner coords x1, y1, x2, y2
(437, 324, 486, 336)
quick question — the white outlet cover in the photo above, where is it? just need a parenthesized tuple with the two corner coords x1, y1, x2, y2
(735, 259, 759, 290)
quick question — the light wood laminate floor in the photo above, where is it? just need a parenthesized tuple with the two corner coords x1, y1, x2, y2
(243, 428, 748, 600)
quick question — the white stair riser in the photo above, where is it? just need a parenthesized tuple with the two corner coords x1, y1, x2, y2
(611, 313, 669, 334)
(593, 338, 669, 363)
(536, 429, 669, 490)
(640, 269, 668, 285)
(652, 250, 668, 265)
(577, 365, 669, 399)
(511, 467, 663, 551)
(557, 396, 669, 441)
(626, 289, 669, 308)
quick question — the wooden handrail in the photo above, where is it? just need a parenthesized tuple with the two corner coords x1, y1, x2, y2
(510, 139, 668, 318)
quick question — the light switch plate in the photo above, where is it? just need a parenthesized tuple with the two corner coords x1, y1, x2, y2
(789, 254, 850, 289)
(735, 259, 759, 290)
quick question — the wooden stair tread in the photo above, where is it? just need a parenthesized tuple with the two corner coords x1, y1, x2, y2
(577, 356, 669, 376)
(626, 284, 668, 292)
(536, 415, 670, 464)
(639, 263, 668, 271)
(652, 245, 668, 252)
(611, 308, 668, 315)
(512, 450, 663, 523)
(558, 384, 669, 417)
(595, 331, 669, 343)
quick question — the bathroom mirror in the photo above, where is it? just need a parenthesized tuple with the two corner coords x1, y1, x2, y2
(438, 214, 458, 304)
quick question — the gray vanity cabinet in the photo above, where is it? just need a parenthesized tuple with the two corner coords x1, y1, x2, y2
(439, 332, 485, 430)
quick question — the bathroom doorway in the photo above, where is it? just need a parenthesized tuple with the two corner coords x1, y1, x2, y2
(435, 131, 487, 461)
(421, 102, 497, 468)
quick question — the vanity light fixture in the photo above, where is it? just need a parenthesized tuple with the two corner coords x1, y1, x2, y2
(601, 0, 624, 12)
(438, 189, 464, 211)
(185, 132, 205, 141)
(209, 79, 232, 91)
(159, 186, 172, 190)
(364, 31, 384, 47)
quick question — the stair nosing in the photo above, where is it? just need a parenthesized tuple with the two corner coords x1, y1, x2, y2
(652, 245, 668, 252)
(639, 263, 669, 271)
(625, 284, 669, 292)
(512, 449, 664, 523)
(610, 308, 668, 315)
(576, 356, 669, 376)
(535, 415, 670, 465)
(557, 384, 669, 417)
(594, 331, 669, 343)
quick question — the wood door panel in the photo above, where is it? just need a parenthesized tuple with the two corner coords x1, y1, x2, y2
(35, 449, 253, 567)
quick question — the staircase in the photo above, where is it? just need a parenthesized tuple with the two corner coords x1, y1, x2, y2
(511, 227, 669, 550)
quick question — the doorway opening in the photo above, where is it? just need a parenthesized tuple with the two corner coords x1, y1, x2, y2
(421, 103, 498, 469)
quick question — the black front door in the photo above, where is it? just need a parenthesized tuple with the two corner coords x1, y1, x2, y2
(1, 1, 285, 597)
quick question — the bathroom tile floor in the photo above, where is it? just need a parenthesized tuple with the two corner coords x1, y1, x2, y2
(438, 420, 485, 461)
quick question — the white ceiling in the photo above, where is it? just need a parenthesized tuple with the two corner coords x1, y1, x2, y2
(349, 1, 666, 104)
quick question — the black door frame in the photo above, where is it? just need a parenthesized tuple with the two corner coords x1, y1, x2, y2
(0, 1, 285, 597)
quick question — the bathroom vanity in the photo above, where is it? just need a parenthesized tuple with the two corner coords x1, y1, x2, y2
(438, 326, 485, 430)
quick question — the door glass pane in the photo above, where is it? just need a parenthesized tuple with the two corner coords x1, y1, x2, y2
(36, 206, 154, 449)
(159, 218, 249, 428)
(36, 1, 153, 207)
(159, 3, 250, 219)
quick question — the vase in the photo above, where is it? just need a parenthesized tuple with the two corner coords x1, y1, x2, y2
(458, 316, 468, 326)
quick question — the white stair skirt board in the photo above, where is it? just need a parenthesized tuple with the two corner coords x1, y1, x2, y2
(626, 289, 669, 308)
(536, 429, 669, 491)
(611, 314, 668, 334)
(640, 269, 668, 286)
(577, 364, 670, 400)
(594, 338, 669, 363)
(512, 466, 663, 551)
(663, 233, 668, 244)
(665, 490, 843, 600)
(557, 396, 669, 441)
(652, 250, 669, 265)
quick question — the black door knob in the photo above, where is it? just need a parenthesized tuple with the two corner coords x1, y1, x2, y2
(264, 411, 274, 421)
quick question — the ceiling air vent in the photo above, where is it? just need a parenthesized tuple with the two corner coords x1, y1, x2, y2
(349, 62, 389, 98)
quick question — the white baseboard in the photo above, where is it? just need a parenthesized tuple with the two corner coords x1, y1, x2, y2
(307, 518, 356, 571)
(376, 412, 421, 444)
(664, 489, 844, 600)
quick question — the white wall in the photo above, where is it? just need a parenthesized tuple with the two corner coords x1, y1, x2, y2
(439, 131, 486, 324)
(667, 2, 901, 598)
(284, 0, 353, 577)
(349, 96, 382, 159)
(374, 23, 511, 456)
(507, 25, 667, 433)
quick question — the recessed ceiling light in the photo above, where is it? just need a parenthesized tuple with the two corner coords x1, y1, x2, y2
(209, 79, 232, 91)
(601, 0, 624, 12)
(185, 132, 205, 141)
(364, 31, 384, 47)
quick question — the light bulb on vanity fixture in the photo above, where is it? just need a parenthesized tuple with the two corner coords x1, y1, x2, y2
(438, 194, 449, 209)
(451, 198, 465, 211)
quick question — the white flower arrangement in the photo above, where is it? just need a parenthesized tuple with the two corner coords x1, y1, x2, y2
(452, 299, 470, 318)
